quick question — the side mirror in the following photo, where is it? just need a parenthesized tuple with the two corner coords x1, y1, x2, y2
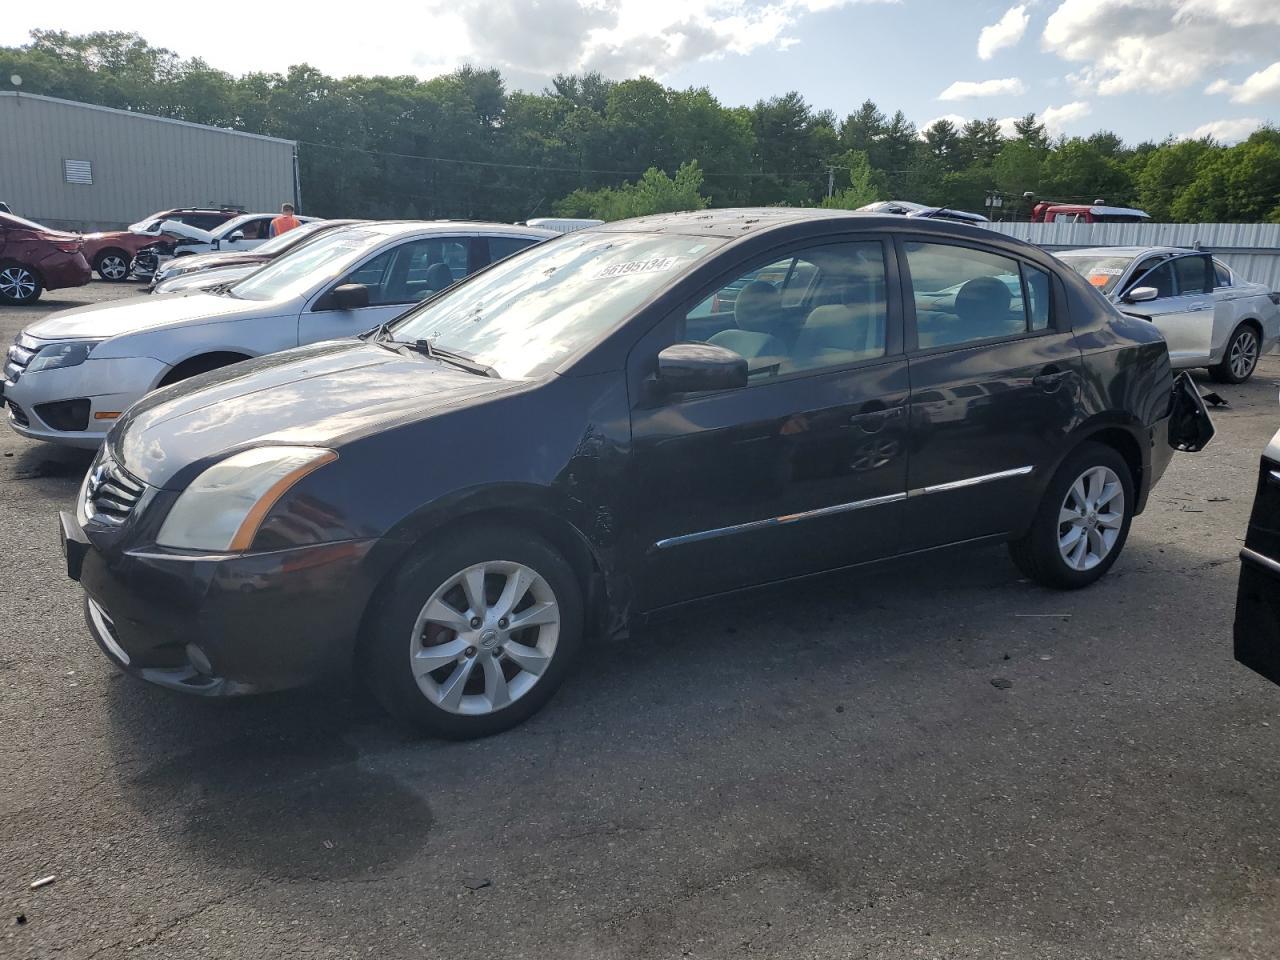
(1124, 286, 1159, 303)
(330, 283, 370, 310)
(227, 231, 244, 243)
(655, 342, 747, 395)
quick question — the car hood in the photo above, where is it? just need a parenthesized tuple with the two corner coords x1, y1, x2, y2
(161, 265, 257, 293)
(164, 251, 268, 273)
(24, 291, 274, 341)
(112, 340, 521, 489)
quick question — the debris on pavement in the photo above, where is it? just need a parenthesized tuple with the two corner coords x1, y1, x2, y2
(463, 877, 492, 891)
(991, 678, 1014, 689)
(29, 876, 55, 890)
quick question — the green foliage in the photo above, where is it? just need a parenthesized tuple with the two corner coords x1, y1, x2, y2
(556, 161, 710, 220)
(2, 29, 1276, 223)
(820, 151, 882, 209)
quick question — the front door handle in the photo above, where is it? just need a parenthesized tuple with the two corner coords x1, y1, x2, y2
(849, 406, 905, 433)
(1032, 368, 1071, 392)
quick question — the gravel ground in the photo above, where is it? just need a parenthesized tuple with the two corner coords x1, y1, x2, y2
(1, 281, 1278, 959)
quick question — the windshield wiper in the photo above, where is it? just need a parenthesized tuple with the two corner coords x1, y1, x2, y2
(397, 339, 498, 378)
(363, 320, 394, 342)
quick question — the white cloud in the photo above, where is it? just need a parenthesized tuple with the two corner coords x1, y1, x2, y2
(0, 0, 902, 86)
(978, 5, 1030, 60)
(938, 77, 1027, 100)
(1206, 61, 1280, 103)
(919, 113, 969, 134)
(996, 116, 1021, 137)
(1041, 100, 1091, 134)
(1042, 0, 1280, 95)
(1180, 117, 1264, 142)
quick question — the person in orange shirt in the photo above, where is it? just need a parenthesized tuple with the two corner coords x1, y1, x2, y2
(269, 203, 301, 237)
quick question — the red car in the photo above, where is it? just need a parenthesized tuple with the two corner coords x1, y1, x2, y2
(0, 212, 91, 305)
(84, 208, 245, 282)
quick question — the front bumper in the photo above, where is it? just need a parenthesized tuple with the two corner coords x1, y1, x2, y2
(62, 511, 381, 695)
(3, 355, 167, 448)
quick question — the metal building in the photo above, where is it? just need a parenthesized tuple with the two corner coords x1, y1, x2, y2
(0, 92, 298, 231)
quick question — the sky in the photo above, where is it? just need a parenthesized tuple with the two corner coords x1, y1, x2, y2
(3, 0, 1279, 145)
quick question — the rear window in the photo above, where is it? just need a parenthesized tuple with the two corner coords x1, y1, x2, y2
(1057, 255, 1133, 294)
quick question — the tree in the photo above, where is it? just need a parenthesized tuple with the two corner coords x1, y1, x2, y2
(820, 151, 882, 209)
(839, 100, 886, 154)
(1013, 113, 1049, 153)
(1133, 138, 1213, 221)
(958, 118, 1004, 168)
(1172, 137, 1280, 222)
(556, 161, 710, 220)
(923, 119, 962, 172)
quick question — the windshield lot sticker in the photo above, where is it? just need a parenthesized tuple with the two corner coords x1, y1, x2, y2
(596, 257, 678, 278)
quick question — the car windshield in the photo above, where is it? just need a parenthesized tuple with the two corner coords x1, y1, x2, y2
(254, 221, 331, 255)
(1056, 254, 1135, 293)
(388, 231, 726, 379)
(229, 229, 385, 301)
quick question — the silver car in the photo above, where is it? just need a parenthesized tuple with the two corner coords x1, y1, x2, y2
(3, 222, 553, 448)
(1056, 246, 1280, 383)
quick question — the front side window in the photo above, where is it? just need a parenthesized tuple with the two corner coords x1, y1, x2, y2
(336, 237, 469, 306)
(1173, 256, 1211, 295)
(389, 231, 726, 379)
(487, 236, 540, 263)
(685, 242, 888, 377)
(1134, 262, 1175, 299)
(1214, 260, 1233, 288)
(905, 242, 1036, 349)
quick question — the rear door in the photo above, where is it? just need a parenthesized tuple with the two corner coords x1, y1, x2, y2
(299, 234, 474, 343)
(1126, 254, 1215, 364)
(899, 237, 1083, 551)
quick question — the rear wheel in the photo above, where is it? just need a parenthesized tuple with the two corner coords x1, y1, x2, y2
(1209, 323, 1260, 384)
(363, 526, 583, 739)
(1008, 442, 1134, 589)
(0, 262, 41, 304)
(94, 249, 132, 282)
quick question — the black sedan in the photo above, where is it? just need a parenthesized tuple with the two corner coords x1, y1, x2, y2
(61, 209, 1213, 738)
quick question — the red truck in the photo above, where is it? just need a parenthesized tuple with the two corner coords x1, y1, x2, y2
(1031, 202, 1151, 224)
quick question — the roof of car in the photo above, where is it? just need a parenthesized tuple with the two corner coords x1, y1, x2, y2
(359, 220, 556, 238)
(1058, 245, 1205, 259)
(593, 207, 1001, 239)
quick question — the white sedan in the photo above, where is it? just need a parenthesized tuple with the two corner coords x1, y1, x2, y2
(1056, 246, 1280, 383)
(2, 221, 553, 447)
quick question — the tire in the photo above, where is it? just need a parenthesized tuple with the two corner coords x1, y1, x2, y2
(362, 526, 584, 739)
(0, 262, 42, 305)
(1008, 442, 1134, 590)
(94, 249, 132, 282)
(1209, 323, 1261, 384)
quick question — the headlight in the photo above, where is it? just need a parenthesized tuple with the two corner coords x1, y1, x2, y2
(27, 340, 99, 373)
(156, 446, 337, 552)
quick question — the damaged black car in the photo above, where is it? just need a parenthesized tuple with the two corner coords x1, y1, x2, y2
(60, 209, 1213, 738)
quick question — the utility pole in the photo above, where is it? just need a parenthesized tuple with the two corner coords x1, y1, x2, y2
(826, 166, 836, 199)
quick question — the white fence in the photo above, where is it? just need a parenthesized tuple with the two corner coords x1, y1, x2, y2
(980, 221, 1280, 290)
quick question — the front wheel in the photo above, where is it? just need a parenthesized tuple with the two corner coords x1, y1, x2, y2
(94, 250, 132, 282)
(0, 262, 42, 304)
(363, 527, 584, 739)
(1008, 442, 1134, 590)
(1209, 324, 1260, 384)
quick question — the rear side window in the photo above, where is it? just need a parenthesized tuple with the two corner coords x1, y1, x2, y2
(487, 236, 540, 263)
(1173, 256, 1211, 295)
(904, 242, 1038, 349)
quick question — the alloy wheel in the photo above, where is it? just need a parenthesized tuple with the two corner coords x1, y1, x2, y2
(408, 560, 560, 715)
(1058, 465, 1125, 571)
(1230, 329, 1259, 380)
(99, 255, 129, 280)
(0, 266, 36, 301)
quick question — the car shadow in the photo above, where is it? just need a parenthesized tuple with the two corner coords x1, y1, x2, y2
(0, 441, 93, 483)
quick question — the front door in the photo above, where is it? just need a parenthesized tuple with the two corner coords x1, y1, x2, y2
(899, 238, 1084, 551)
(1125, 254, 1215, 365)
(299, 235, 476, 344)
(629, 237, 911, 609)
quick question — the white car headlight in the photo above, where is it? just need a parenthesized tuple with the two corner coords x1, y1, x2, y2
(27, 340, 101, 373)
(156, 446, 337, 552)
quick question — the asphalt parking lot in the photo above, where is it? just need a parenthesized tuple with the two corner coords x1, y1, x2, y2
(2, 281, 1279, 959)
